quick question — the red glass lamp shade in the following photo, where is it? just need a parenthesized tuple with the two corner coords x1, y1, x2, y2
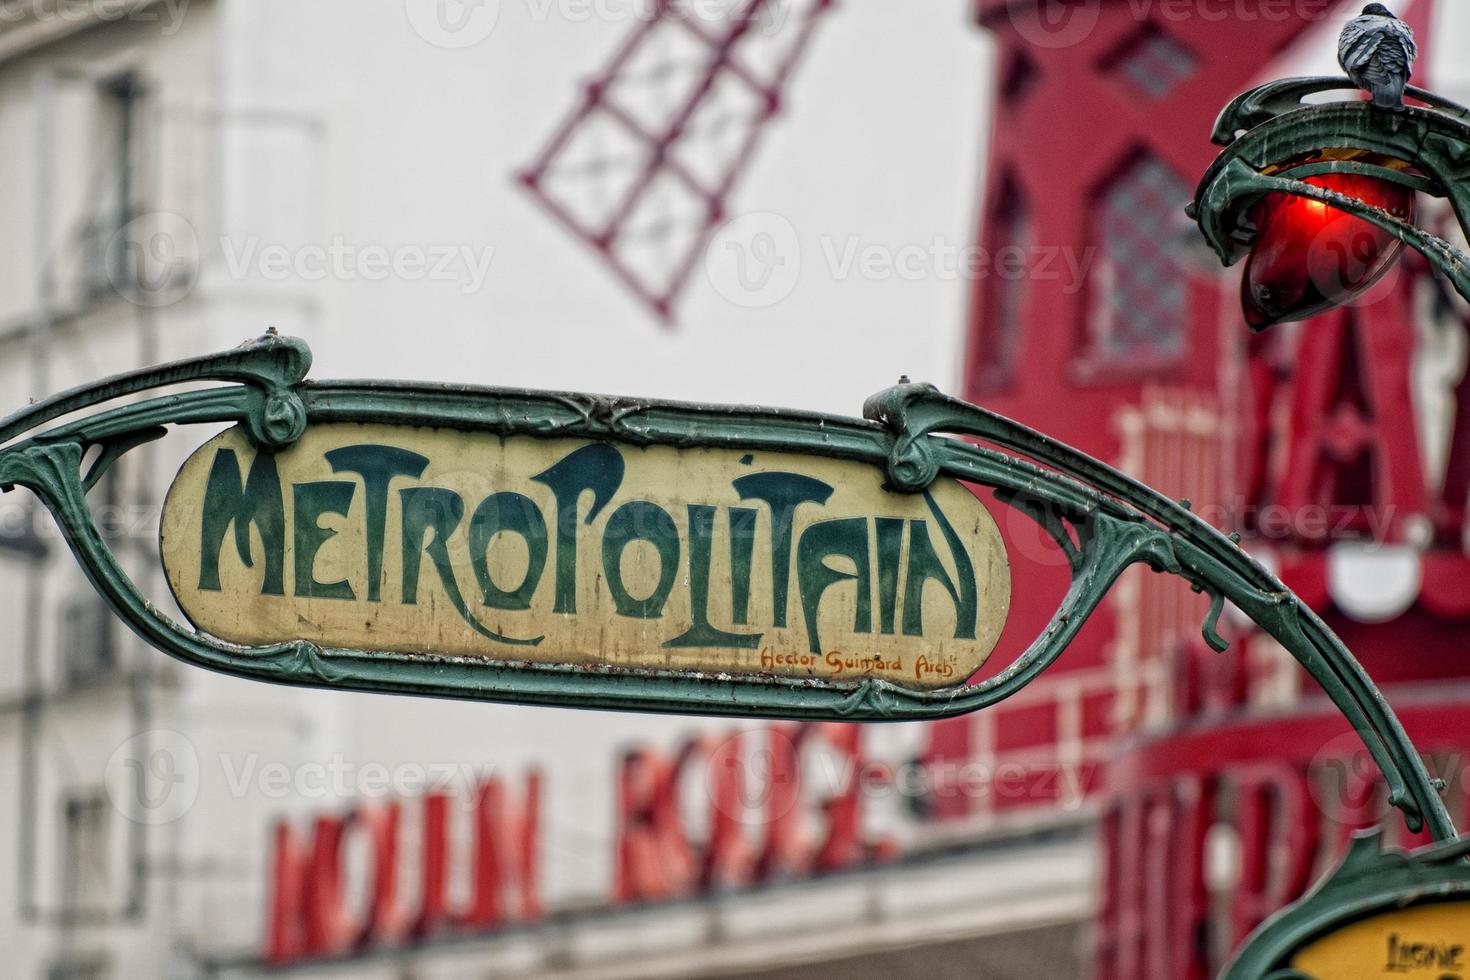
(1241, 163, 1415, 330)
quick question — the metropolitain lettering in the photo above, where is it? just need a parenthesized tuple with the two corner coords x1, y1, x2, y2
(162, 425, 1011, 688)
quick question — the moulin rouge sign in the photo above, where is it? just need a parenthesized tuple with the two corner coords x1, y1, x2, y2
(266, 721, 889, 965)
(161, 423, 1010, 688)
(267, 770, 542, 962)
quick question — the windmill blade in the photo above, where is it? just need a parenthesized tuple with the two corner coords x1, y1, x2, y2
(518, 0, 836, 323)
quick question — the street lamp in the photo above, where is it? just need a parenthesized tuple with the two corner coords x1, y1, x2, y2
(1189, 76, 1470, 326)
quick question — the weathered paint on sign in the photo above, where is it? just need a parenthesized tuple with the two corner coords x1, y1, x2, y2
(1292, 901, 1470, 979)
(160, 423, 1010, 689)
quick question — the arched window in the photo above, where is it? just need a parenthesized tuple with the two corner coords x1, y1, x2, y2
(969, 173, 1031, 393)
(1081, 152, 1190, 374)
(1101, 23, 1197, 102)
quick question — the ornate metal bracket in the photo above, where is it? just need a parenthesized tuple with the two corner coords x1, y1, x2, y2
(1190, 76, 1470, 308)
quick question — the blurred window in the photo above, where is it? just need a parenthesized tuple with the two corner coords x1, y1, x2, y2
(59, 593, 117, 690)
(46, 960, 108, 980)
(1104, 24, 1198, 102)
(79, 71, 139, 302)
(60, 790, 111, 914)
(1084, 152, 1190, 370)
(60, 463, 121, 689)
(971, 172, 1030, 392)
(1000, 50, 1040, 106)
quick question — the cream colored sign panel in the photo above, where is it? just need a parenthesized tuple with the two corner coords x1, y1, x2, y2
(161, 424, 1010, 690)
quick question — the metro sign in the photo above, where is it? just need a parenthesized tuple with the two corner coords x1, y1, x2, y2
(0, 330, 1452, 806)
(3, 328, 1470, 978)
(160, 423, 1010, 689)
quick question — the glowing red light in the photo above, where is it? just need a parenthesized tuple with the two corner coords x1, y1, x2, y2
(1241, 169, 1414, 330)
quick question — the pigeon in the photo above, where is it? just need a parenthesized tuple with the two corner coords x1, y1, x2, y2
(1338, 4, 1418, 110)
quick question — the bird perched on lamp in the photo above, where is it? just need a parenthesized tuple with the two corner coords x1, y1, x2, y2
(1338, 3, 1418, 110)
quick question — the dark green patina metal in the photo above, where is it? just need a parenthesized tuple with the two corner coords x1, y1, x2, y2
(1191, 74, 1470, 976)
(1224, 830, 1470, 980)
(0, 331, 1454, 856)
(1191, 76, 1470, 309)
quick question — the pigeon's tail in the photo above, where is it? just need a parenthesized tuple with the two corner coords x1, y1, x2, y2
(1374, 79, 1408, 110)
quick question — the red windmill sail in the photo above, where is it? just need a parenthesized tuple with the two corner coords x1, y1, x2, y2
(518, 0, 835, 323)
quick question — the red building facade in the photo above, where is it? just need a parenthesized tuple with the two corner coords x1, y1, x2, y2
(936, 1, 1470, 975)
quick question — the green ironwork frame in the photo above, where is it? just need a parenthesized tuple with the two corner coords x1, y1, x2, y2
(1189, 76, 1470, 974)
(0, 331, 1455, 854)
(1185, 75, 1470, 846)
(1223, 830, 1470, 980)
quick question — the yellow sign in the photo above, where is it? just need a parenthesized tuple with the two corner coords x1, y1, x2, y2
(1292, 901, 1470, 979)
(161, 423, 1011, 689)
